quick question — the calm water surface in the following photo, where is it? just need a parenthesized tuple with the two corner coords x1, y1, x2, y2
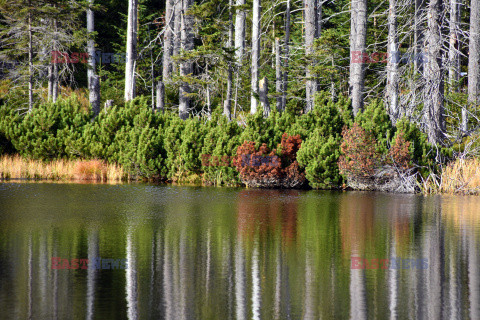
(0, 183, 479, 319)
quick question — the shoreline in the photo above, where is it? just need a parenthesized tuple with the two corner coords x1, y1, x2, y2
(1, 155, 480, 195)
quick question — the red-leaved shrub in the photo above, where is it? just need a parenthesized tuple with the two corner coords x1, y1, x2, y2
(387, 131, 412, 170)
(338, 123, 380, 178)
(232, 133, 306, 188)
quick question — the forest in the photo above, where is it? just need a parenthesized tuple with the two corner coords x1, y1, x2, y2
(0, 0, 479, 193)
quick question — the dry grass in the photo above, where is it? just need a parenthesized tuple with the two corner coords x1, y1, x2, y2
(422, 158, 480, 195)
(0, 155, 128, 182)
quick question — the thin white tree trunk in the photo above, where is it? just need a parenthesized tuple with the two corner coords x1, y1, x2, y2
(275, 38, 282, 111)
(468, 0, 480, 132)
(424, 0, 445, 144)
(250, 0, 261, 114)
(124, 0, 138, 102)
(349, 0, 367, 116)
(28, 0, 33, 110)
(87, 0, 96, 89)
(235, 0, 246, 64)
(224, 0, 234, 120)
(448, 0, 460, 91)
(259, 77, 270, 116)
(305, 0, 317, 113)
(179, 0, 194, 119)
(282, 0, 291, 110)
(163, 0, 175, 82)
(172, 0, 182, 74)
(90, 75, 101, 116)
(415, 0, 426, 75)
(386, 0, 399, 122)
(156, 81, 165, 113)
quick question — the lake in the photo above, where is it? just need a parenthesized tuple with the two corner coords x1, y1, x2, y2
(0, 182, 479, 319)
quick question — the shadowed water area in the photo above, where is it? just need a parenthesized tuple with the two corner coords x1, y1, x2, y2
(0, 183, 479, 319)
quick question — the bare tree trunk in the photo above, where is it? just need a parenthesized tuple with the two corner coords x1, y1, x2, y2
(224, 0, 234, 120)
(330, 56, 336, 101)
(163, 0, 175, 82)
(235, 0, 246, 64)
(449, 0, 464, 130)
(179, 0, 194, 120)
(156, 81, 165, 113)
(104, 99, 113, 112)
(275, 38, 283, 111)
(52, 53, 59, 102)
(87, 0, 99, 112)
(90, 75, 101, 117)
(304, 0, 317, 113)
(173, 0, 182, 70)
(448, 0, 460, 91)
(282, 0, 291, 110)
(28, 0, 33, 110)
(317, 0, 323, 35)
(259, 77, 270, 117)
(48, 66, 53, 100)
(125, 0, 138, 102)
(250, 0, 261, 114)
(87, 0, 96, 89)
(349, 0, 367, 116)
(50, 16, 59, 103)
(468, 0, 480, 132)
(415, 0, 426, 75)
(386, 0, 399, 122)
(424, 0, 445, 144)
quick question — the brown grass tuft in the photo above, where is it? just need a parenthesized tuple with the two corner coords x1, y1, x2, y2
(0, 155, 128, 182)
(421, 158, 480, 195)
(439, 158, 480, 195)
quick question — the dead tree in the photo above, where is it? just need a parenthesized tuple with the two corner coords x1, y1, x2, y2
(424, 0, 445, 144)
(349, 0, 368, 116)
(468, 0, 480, 132)
(124, 0, 138, 102)
(250, 0, 261, 114)
(179, 0, 194, 120)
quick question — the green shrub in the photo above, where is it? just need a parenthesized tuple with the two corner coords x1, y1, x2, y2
(289, 91, 350, 141)
(201, 112, 242, 185)
(294, 92, 350, 189)
(297, 130, 343, 189)
(0, 95, 91, 159)
(355, 99, 394, 155)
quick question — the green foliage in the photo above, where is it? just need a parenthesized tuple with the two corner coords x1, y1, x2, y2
(201, 112, 242, 185)
(294, 92, 350, 189)
(0, 95, 91, 159)
(297, 131, 343, 189)
(394, 118, 438, 175)
(289, 91, 350, 141)
(355, 99, 394, 155)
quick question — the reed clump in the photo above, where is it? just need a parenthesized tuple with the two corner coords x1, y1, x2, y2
(0, 155, 128, 182)
(421, 158, 480, 195)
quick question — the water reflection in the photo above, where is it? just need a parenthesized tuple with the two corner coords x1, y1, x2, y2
(0, 184, 479, 319)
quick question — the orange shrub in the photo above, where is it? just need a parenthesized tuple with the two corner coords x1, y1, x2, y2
(338, 123, 380, 178)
